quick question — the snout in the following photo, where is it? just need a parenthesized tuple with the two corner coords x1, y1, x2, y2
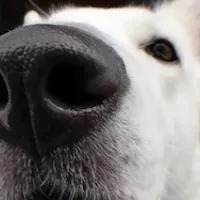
(0, 24, 128, 158)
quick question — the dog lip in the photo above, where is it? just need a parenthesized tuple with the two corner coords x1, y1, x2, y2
(28, 188, 99, 200)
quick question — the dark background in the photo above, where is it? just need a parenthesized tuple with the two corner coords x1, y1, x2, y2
(0, 0, 157, 35)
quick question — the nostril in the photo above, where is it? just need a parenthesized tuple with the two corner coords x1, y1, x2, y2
(45, 61, 107, 110)
(0, 73, 8, 110)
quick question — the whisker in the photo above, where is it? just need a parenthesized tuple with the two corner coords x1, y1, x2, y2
(27, 0, 49, 17)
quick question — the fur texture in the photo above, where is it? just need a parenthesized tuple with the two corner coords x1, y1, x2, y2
(0, 0, 199, 200)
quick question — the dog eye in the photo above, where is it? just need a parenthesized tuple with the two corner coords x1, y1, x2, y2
(144, 39, 179, 63)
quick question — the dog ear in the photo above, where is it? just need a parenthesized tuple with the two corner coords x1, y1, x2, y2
(23, 10, 42, 25)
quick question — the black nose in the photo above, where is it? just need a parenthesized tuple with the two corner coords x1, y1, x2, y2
(0, 24, 128, 158)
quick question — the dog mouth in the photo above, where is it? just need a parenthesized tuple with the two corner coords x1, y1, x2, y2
(3, 137, 119, 200)
(23, 151, 118, 200)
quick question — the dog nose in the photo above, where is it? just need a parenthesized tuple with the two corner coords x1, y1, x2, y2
(0, 25, 128, 158)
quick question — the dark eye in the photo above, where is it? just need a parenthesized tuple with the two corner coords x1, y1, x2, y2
(144, 39, 179, 63)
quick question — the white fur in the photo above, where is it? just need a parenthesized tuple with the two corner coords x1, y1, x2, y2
(24, 1, 200, 199)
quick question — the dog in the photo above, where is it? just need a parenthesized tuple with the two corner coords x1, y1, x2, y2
(0, 0, 199, 199)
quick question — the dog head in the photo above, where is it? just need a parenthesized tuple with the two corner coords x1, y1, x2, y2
(0, 0, 199, 200)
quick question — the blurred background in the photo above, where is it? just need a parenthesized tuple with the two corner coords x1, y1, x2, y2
(0, 0, 160, 35)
